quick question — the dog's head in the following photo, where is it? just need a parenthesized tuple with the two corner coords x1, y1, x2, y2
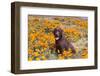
(53, 28, 63, 40)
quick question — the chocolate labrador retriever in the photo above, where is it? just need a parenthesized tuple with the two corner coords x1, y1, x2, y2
(53, 27, 76, 55)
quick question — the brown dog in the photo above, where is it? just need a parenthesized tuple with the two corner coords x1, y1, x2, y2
(53, 27, 76, 55)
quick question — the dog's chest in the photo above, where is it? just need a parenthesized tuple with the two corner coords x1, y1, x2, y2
(56, 39, 68, 47)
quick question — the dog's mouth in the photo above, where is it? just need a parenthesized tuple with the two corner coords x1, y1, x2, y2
(55, 37, 59, 40)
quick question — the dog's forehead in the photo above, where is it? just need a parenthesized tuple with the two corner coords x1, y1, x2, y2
(54, 29, 60, 34)
(54, 28, 62, 34)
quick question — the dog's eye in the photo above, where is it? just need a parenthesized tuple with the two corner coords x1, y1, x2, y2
(56, 31, 59, 35)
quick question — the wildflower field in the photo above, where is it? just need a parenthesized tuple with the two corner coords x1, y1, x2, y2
(28, 15, 88, 61)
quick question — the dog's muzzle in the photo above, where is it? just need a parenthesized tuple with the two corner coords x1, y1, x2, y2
(55, 37, 59, 40)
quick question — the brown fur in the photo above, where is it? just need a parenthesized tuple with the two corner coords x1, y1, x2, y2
(53, 28, 76, 55)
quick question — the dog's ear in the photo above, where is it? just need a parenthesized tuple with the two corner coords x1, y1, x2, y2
(59, 28, 63, 33)
(53, 28, 55, 34)
(53, 28, 57, 34)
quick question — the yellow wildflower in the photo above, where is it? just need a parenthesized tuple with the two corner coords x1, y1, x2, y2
(28, 49, 33, 55)
(28, 57, 33, 61)
(33, 51, 40, 57)
(36, 58, 40, 61)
